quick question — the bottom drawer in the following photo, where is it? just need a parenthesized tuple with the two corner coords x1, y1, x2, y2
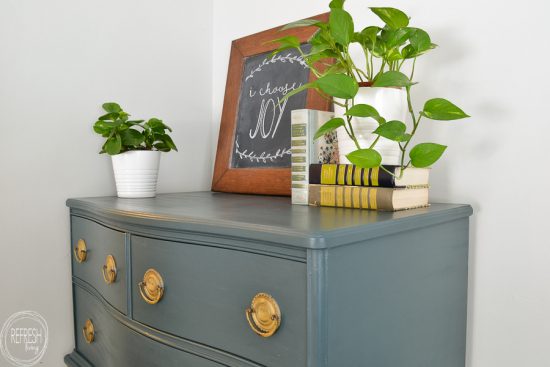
(72, 284, 221, 367)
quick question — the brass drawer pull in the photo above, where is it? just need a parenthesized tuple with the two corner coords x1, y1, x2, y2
(102, 255, 117, 284)
(245, 293, 281, 337)
(138, 269, 164, 304)
(82, 319, 95, 344)
(74, 239, 88, 263)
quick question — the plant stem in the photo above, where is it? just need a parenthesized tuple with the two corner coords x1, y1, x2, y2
(370, 52, 374, 80)
(380, 165, 398, 178)
(344, 99, 361, 150)
(318, 90, 346, 107)
(363, 47, 371, 80)
(376, 60, 386, 80)
(410, 57, 417, 81)
(396, 86, 423, 177)
(368, 136, 380, 149)
(398, 59, 406, 71)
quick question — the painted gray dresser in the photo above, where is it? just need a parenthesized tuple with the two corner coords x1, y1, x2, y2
(65, 192, 472, 367)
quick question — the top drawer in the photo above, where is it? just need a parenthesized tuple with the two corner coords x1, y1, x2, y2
(131, 236, 307, 367)
(70, 216, 127, 314)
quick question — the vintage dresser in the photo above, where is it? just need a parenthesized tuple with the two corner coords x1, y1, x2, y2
(65, 192, 472, 367)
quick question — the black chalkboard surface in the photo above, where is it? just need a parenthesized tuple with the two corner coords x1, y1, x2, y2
(231, 44, 312, 168)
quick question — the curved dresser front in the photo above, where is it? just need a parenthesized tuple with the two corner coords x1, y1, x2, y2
(65, 192, 473, 367)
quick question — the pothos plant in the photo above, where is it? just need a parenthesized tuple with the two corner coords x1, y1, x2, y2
(93, 102, 177, 155)
(271, 0, 469, 177)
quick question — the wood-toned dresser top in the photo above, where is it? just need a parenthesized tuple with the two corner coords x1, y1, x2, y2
(67, 191, 472, 249)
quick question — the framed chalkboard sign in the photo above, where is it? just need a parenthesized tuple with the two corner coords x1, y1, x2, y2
(212, 13, 331, 196)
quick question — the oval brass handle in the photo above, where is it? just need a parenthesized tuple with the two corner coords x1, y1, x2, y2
(138, 268, 164, 305)
(102, 255, 117, 284)
(245, 293, 281, 337)
(73, 239, 87, 263)
(82, 319, 95, 344)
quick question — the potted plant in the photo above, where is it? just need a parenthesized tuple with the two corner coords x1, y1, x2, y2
(93, 102, 177, 198)
(271, 0, 469, 177)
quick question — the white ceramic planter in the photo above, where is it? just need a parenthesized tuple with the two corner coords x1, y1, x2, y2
(111, 151, 161, 198)
(334, 86, 408, 165)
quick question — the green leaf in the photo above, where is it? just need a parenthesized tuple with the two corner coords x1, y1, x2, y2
(386, 48, 404, 62)
(345, 104, 385, 124)
(346, 149, 382, 168)
(101, 120, 123, 128)
(401, 44, 416, 59)
(120, 129, 144, 146)
(313, 117, 345, 140)
(98, 112, 119, 121)
(360, 26, 381, 45)
(373, 120, 410, 141)
(281, 18, 321, 31)
(102, 102, 122, 113)
(306, 49, 338, 64)
(126, 119, 145, 126)
(329, 0, 345, 9)
(104, 134, 122, 155)
(269, 35, 301, 49)
(372, 36, 387, 57)
(279, 82, 316, 103)
(409, 143, 447, 167)
(370, 7, 409, 29)
(93, 121, 112, 135)
(372, 71, 414, 87)
(421, 98, 470, 120)
(310, 42, 331, 54)
(146, 118, 166, 131)
(316, 73, 358, 99)
(320, 62, 347, 75)
(269, 36, 301, 56)
(329, 8, 354, 46)
(409, 28, 431, 53)
(381, 27, 410, 49)
(309, 28, 329, 46)
(161, 134, 177, 151)
(118, 111, 129, 121)
(154, 142, 170, 152)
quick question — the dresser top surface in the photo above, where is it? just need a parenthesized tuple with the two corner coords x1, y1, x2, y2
(67, 191, 472, 249)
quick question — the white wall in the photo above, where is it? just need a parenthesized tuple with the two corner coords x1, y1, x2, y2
(212, 0, 550, 366)
(1, 0, 548, 365)
(0, 0, 212, 365)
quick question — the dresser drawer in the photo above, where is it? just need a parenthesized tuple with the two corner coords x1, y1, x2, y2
(131, 236, 307, 367)
(73, 284, 221, 367)
(71, 216, 127, 314)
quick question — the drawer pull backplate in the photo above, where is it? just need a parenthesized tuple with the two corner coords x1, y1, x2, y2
(74, 239, 88, 263)
(82, 319, 95, 344)
(245, 292, 281, 337)
(102, 255, 117, 284)
(138, 268, 164, 305)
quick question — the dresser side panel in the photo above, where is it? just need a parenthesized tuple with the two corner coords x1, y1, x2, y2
(326, 217, 470, 366)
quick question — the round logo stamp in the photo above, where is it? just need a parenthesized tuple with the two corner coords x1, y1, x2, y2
(0, 311, 48, 367)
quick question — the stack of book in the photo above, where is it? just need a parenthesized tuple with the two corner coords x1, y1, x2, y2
(291, 109, 430, 211)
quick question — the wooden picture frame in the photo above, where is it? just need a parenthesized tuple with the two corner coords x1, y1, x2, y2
(212, 13, 331, 196)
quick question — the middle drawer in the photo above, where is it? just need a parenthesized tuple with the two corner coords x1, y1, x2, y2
(131, 235, 308, 367)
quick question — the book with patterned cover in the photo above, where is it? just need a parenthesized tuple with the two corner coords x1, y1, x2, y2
(291, 110, 339, 205)
(309, 164, 430, 188)
(308, 184, 429, 211)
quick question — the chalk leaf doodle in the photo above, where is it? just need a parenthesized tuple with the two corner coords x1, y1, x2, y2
(231, 45, 312, 168)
